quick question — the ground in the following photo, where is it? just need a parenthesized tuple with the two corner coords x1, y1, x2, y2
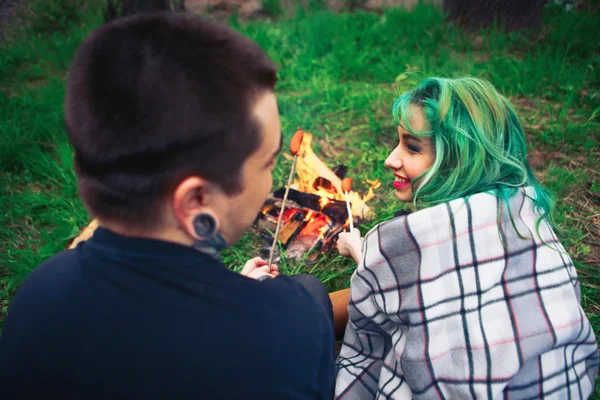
(0, 0, 598, 396)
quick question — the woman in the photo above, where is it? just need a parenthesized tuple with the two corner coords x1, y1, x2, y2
(335, 77, 599, 399)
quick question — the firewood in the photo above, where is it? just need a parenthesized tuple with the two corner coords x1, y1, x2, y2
(278, 210, 308, 245)
(285, 234, 321, 260)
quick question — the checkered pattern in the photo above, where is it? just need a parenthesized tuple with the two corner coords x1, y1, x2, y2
(336, 187, 599, 399)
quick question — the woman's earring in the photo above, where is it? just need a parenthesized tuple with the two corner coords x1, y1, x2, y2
(192, 213, 227, 260)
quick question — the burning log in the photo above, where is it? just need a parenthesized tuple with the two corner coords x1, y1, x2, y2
(272, 187, 351, 223)
(321, 201, 352, 224)
(255, 130, 380, 261)
(256, 189, 356, 260)
(278, 209, 308, 246)
(272, 187, 321, 211)
(285, 235, 322, 260)
(285, 213, 335, 260)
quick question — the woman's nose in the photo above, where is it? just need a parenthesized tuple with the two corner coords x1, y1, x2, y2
(384, 148, 402, 170)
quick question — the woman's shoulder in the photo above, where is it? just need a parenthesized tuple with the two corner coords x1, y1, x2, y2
(367, 190, 497, 233)
(363, 188, 538, 254)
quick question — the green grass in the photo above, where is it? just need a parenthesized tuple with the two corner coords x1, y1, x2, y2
(1, 2, 599, 395)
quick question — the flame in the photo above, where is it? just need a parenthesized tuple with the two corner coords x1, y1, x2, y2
(319, 197, 329, 209)
(298, 213, 330, 238)
(318, 223, 329, 239)
(285, 132, 379, 219)
(304, 210, 314, 221)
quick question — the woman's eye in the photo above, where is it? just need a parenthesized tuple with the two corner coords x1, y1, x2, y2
(407, 144, 421, 153)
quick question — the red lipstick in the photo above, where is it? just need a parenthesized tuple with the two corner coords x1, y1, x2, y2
(393, 174, 411, 189)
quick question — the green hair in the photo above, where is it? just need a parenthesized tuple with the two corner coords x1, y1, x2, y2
(392, 77, 555, 230)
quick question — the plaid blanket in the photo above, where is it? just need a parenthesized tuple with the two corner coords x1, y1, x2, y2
(336, 187, 599, 399)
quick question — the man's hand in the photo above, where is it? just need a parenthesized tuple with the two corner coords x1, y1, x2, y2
(337, 230, 363, 264)
(240, 257, 279, 280)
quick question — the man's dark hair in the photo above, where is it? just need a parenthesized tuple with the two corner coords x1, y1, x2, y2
(65, 12, 277, 226)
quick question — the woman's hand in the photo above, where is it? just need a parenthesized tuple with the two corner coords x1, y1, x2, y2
(337, 230, 363, 263)
(240, 257, 279, 280)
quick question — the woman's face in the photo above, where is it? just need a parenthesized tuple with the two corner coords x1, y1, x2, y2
(384, 106, 436, 203)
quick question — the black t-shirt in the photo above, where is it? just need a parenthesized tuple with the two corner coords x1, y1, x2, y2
(0, 227, 335, 399)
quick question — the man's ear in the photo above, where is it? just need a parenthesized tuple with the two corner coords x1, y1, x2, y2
(172, 176, 221, 240)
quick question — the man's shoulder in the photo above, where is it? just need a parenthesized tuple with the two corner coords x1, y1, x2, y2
(240, 276, 332, 345)
(1, 249, 82, 342)
(223, 276, 335, 392)
(249, 275, 330, 325)
(18, 248, 81, 293)
(4, 250, 76, 315)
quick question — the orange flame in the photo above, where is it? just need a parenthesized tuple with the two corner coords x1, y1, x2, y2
(284, 132, 380, 219)
(304, 210, 314, 221)
(319, 197, 329, 209)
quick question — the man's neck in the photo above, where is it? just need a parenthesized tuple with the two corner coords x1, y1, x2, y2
(99, 220, 194, 248)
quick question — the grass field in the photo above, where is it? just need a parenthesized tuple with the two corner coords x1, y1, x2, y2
(1, 1, 599, 395)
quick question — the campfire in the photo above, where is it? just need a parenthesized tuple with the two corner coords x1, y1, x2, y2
(256, 132, 380, 261)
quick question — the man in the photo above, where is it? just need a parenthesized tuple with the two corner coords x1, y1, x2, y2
(0, 12, 335, 398)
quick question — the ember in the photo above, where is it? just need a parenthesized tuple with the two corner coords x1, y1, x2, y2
(255, 131, 380, 261)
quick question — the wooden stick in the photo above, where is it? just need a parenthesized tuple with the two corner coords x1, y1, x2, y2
(341, 177, 354, 232)
(267, 129, 304, 268)
(268, 155, 298, 267)
(344, 191, 354, 232)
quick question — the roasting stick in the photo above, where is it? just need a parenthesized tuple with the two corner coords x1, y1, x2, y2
(342, 177, 354, 232)
(267, 129, 305, 268)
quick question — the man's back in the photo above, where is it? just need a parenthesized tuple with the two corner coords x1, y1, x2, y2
(0, 228, 335, 399)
